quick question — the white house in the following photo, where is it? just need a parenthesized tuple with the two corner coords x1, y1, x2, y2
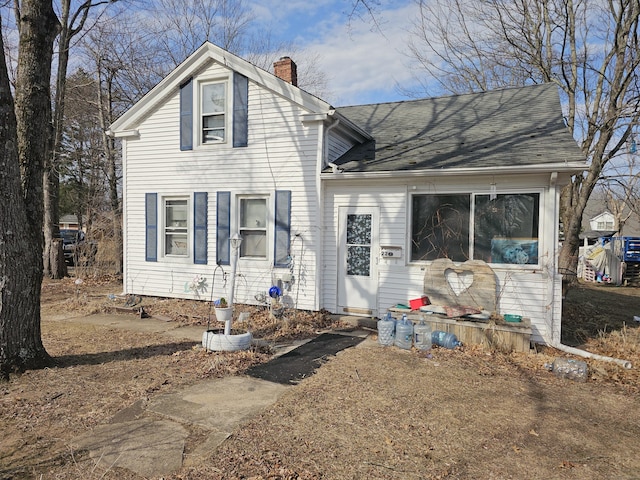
(589, 211, 616, 232)
(108, 42, 586, 345)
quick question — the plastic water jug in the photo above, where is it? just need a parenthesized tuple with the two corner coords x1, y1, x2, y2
(413, 318, 432, 351)
(394, 314, 413, 350)
(377, 313, 395, 346)
(544, 357, 588, 382)
(431, 330, 461, 349)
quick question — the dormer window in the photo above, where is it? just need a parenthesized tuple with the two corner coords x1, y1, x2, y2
(201, 82, 227, 143)
(597, 220, 614, 230)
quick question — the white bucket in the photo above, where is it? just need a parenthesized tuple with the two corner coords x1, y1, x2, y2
(215, 307, 233, 322)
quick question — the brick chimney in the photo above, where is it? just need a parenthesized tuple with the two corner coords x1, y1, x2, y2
(273, 57, 298, 86)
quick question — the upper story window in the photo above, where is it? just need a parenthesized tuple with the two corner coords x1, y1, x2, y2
(596, 220, 614, 230)
(165, 198, 189, 256)
(239, 197, 267, 258)
(181, 74, 248, 150)
(201, 82, 226, 144)
(411, 192, 540, 265)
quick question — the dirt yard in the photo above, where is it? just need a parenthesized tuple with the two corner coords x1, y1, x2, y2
(1, 276, 639, 479)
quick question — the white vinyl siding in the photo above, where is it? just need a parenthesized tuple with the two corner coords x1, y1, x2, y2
(122, 62, 320, 310)
(326, 129, 355, 163)
(323, 173, 563, 344)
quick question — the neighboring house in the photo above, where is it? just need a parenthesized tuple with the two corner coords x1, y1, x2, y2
(59, 214, 82, 230)
(108, 42, 586, 345)
(581, 196, 640, 241)
(579, 199, 640, 285)
(579, 211, 617, 247)
(589, 211, 616, 232)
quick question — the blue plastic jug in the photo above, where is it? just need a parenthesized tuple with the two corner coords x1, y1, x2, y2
(413, 318, 432, 351)
(431, 330, 461, 349)
(394, 314, 413, 350)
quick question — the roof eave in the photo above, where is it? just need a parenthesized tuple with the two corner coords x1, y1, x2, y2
(321, 161, 588, 179)
(329, 110, 373, 141)
(109, 42, 331, 133)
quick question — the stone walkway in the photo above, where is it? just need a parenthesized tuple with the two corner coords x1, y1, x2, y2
(66, 313, 371, 477)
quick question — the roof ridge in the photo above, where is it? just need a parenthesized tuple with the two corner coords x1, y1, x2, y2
(337, 82, 554, 109)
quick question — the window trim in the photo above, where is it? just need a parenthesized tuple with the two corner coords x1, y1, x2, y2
(408, 189, 543, 267)
(238, 195, 269, 260)
(198, 78, 229, 146)
(163, 196, 190, 259)
(596, 220, 614, 230)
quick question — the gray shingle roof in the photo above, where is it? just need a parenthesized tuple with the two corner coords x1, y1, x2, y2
(332, 83, 585, 173)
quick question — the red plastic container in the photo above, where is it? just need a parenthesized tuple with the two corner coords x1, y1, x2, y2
(409, 296, 430, 310)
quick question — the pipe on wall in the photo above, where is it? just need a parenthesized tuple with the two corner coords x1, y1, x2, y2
(547, 340, 632, 370)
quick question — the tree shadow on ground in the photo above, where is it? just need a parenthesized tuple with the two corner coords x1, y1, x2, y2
(562, 282, 639, 346)
(52, 341, 199, 368)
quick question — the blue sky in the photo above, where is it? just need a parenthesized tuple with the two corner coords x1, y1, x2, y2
(250, 0, 423, 106)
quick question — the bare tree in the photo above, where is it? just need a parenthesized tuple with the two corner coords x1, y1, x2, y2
(42, 0, 118, 279)
(138, 0, 331, 97)
(0, 0, 59, 377)
(143, 0, 255, 69)
(407, 0, 640, 281)
(598, 142, 640, 232)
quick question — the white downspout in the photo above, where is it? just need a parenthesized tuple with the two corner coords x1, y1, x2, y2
(320, 114, 340, 312)
(324, 112, 340, 164)
(313, 113, 340, 312)
(545, 172, 632, 370)
(546, 341, 632, 369)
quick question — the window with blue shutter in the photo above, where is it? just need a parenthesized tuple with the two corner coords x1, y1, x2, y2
(180, 78, 193, 150)
(216, 191, 231, 265)
(274, 190, 291, 267)
(145, 193, 158, 262)
(194, 192, 208, 264)
(233, 73, 248, 148)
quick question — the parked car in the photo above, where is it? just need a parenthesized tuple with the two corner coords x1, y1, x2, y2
(60, 229, 86, 266)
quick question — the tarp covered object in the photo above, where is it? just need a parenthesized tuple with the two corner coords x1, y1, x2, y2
(583, 243, 623, 284)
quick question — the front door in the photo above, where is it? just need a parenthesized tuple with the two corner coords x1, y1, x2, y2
(337, 206, 378, 316)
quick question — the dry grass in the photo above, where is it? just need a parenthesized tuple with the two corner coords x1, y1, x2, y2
(1, 277, 639, 479)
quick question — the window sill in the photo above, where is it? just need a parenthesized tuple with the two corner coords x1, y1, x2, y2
(408, 260, 544, 270)
(238, 257, 269, 266)
(161, 255, 192, 264)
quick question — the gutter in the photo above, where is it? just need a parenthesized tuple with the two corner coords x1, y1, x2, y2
(320, 162, 587, 178)
(327, 109, 372, 141)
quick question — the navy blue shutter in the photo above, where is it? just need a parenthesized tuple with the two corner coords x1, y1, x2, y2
(145, 193, 158, 262)
(233, 73, 248, 147)
(274, 190, 291, 267)
(180, 78, 193, 150)
(216, 191, 231, 265)
(194, 192, 208, 264)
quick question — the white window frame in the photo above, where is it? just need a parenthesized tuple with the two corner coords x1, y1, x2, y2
(408, 189, 543, 267)
(596, 220, 614, 230)
(163, 196, 190, 259)
(199, 79, 228, 146)
(238, 195, 269, 260)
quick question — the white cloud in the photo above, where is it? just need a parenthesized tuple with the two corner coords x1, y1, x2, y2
(250, 0, 422, 105)
(302, 2, 420, 105)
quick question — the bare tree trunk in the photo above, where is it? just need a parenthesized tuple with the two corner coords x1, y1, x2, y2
(558, 181, 585, 283)
(43, 170, 65, 278)
(0, 0, 59, 377)
(44, 0, 84, 279)
(98, 66, 123, 273)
